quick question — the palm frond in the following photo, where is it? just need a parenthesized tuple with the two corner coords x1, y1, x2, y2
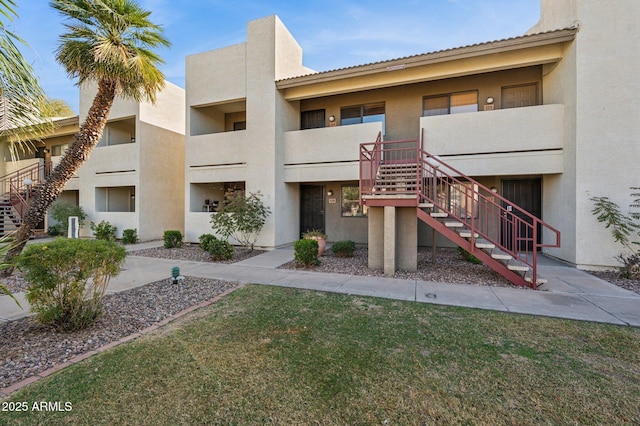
(51, 0, 170, 103)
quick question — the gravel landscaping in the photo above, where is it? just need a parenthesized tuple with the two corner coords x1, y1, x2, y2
(281, 247, 518, 288)
(128, 243, 265, 263)
(0, 277, 238, 390)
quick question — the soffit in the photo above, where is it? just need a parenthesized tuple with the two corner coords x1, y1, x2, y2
(277, 27, 577, 101)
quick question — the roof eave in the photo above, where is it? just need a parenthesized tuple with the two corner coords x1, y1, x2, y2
(276, 27, 577, 90)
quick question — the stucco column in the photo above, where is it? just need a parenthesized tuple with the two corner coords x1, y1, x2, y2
(384, 206, 396, 276)
(368, 207, 384, 269)
(397, 207, 417, 271)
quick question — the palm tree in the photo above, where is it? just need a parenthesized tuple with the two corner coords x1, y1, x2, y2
(0, 0, 53, 158)
(3, 0, 169, 268)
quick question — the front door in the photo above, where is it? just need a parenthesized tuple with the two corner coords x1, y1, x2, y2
(501, 178, 542, 251)
(300, 185, 325, 237)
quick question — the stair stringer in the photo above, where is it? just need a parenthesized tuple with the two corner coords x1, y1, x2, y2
(417, 208, 531, 288)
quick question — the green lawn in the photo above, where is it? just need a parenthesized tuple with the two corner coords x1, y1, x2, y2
(3, 285, 639, 425)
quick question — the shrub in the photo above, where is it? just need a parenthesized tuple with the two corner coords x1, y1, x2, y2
(199, 233, 234, 260)
(332, 240, 356, 257)
(90, 220, 117, 241)
(210, 191, 270, 251)
(164, 230, 183, 248)
(47, 225, 63, 237)
(294, 238, 319, 267)
(209, 238, 235, 261)
(50, 202, 87, 235)
(17, 238, 126, 331)
(122, 228, 138, 245)
(591, 188, 640, 278)
(199, 233, 217, 252)
(457, 246, 482, 264)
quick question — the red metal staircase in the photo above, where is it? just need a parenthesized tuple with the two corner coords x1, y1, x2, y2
(359, 134, 560, 289)
(0, 162, 50, 234)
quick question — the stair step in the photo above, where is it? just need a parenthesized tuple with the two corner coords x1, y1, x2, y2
(444, 221, 463, 228)
(475, 239, 495, 249)
(525, 275, 548, 285)
(430, 212, 448, 218)
(507, 261, 530, 272)
(458, 230, 479, 238)
(491, 250, 512, 261)
(418, 202, 434, 208)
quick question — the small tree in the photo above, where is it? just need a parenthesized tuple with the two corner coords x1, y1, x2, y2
(591, 187, 640, 278)
(210, 191, 270, 251)
(50, 202, 87, 235)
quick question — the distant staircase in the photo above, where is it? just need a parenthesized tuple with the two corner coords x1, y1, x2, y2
(360, 133, 561, 289)
(0, 162, 50, 235)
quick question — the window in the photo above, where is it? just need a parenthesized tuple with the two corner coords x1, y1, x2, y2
(341, 185, 367, 217)
(423, 91, 478, 116)
(340, 102, 385, 133)
(301, 109, 326, 130)
(233, 121, 246, 131)
(95, 186, 135, 212)
(51, 144, 69, 156)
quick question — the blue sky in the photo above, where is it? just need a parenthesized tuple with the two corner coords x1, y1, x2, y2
(11, 0, 540, 114)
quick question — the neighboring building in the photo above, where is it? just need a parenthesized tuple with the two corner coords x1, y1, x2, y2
(185, 0, 640, 273)
(0, 81, 185, 240)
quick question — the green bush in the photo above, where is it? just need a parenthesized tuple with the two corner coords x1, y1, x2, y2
(90, 220, 117, 241)
(17, 238, 126, 331)
(294, 238, 319, 267)
(164, 230, 183, 248)
(198, 233, 217, 252)
(199, 233, 234, 260)
(122, 228, 138, 245)
(50, 202, 87, 235)
(209, 238, 235, 261)
(457, 246, 482, 264)
(47, 225, 63, 237)
(331, 240, 356, 257)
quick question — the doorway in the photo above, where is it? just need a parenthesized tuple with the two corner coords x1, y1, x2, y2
(500, 178, 542, 251)
(300, 185, 325, 237)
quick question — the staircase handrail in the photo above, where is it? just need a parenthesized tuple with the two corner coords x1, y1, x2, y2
(418, 148, 561, 247)
(358, 136, 561, 287)
(359, 132, 383, 203)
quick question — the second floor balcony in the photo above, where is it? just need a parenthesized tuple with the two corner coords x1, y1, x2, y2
(283, 121, 382, 182)
(421, 104, 565, 176)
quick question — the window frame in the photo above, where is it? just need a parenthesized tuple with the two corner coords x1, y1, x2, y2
(340, 102, 386, 134)
(422, 90, 479, 117)
(341, 185, 368, 218)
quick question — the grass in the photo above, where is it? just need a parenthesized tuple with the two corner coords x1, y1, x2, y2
(3, 285, 640, 425)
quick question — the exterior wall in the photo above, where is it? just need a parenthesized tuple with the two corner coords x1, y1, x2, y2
(76, 82, 185, 240)
(529, 0, 640, 268)
(185, 16, 309, 246)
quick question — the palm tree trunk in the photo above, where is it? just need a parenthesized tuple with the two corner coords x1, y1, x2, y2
(1, 80, 117, 275)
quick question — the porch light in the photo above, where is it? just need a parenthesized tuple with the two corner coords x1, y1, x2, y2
(490, 187, 498, 193)
(486, 97, 494, 104)
(327, 190, 334, 197)
(329, 115, 335, 122)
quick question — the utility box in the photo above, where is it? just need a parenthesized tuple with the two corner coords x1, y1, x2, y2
(68, 216, 80, 239)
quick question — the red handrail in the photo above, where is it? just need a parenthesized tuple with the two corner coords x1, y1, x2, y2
(359, 137, 561, 287)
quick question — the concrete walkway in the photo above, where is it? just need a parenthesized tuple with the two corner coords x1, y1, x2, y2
(2, 242, 639, 326)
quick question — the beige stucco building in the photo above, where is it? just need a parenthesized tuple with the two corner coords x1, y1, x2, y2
(184, 0, 639, 272)
(3, 0, 637, 276)
(0, 82, 185, 240)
